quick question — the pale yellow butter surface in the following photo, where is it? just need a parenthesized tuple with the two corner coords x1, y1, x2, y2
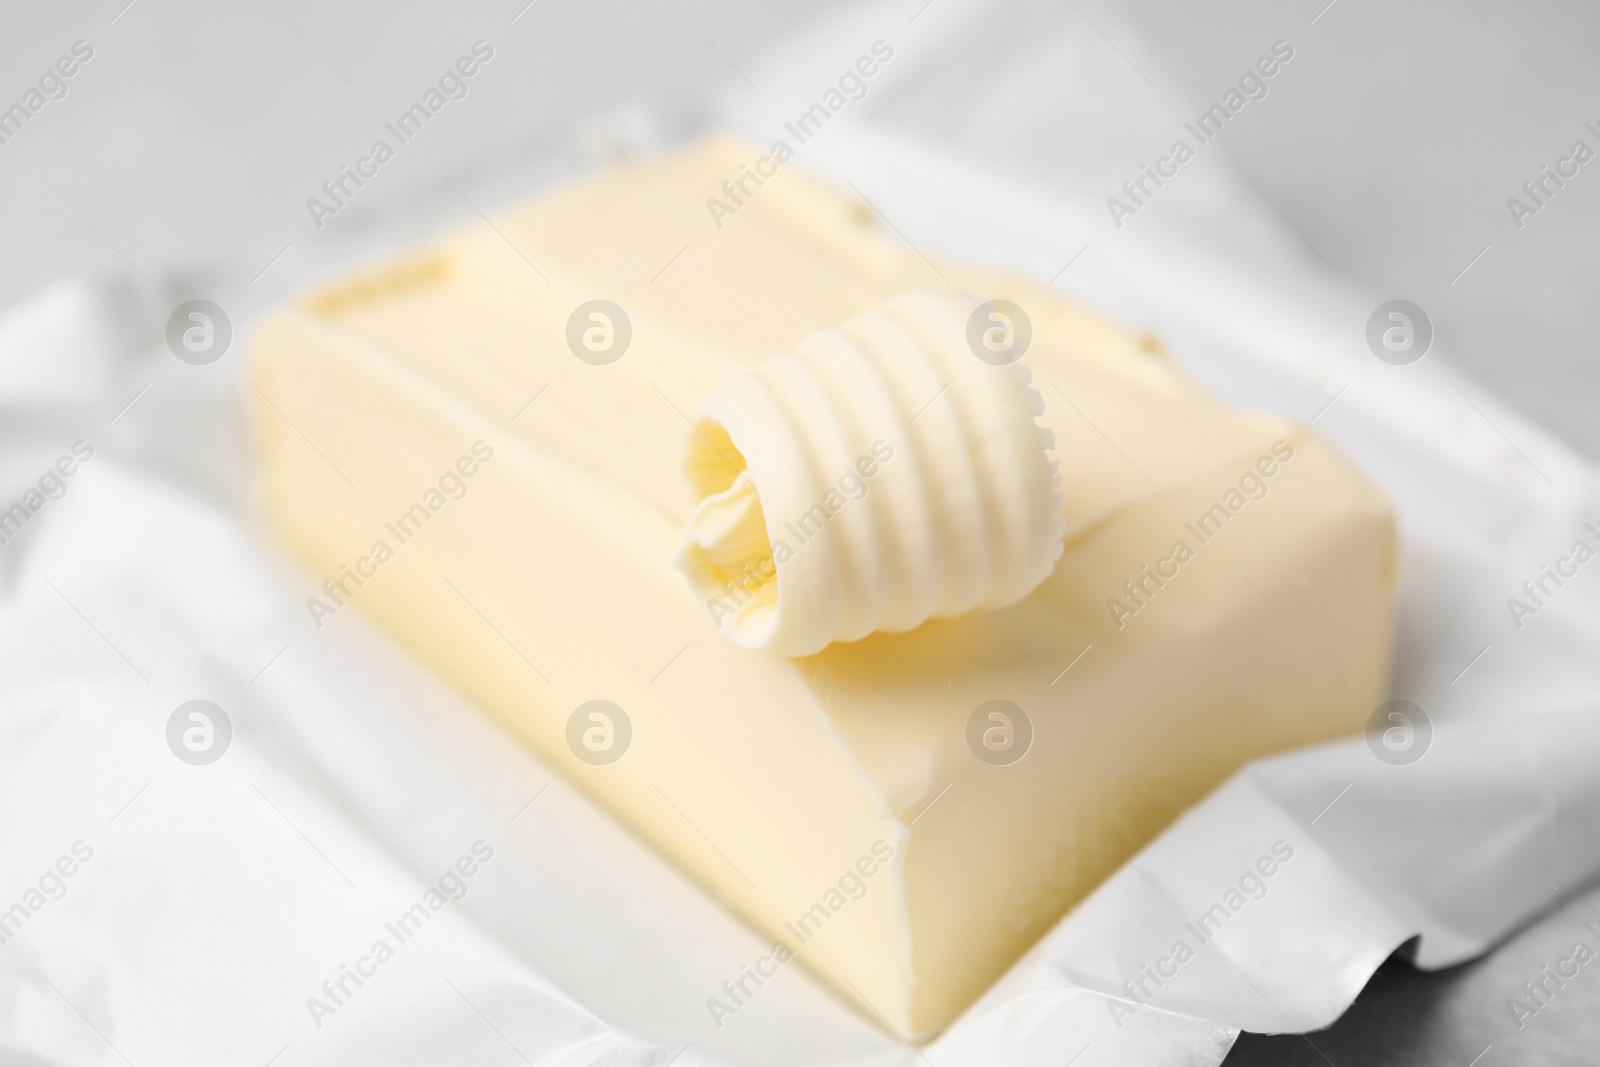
(251, 136, 1397, 1039)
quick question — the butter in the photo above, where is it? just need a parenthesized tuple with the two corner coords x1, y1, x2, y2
(251, 136, 1397, 1040)
(677, 291, 1064, 655)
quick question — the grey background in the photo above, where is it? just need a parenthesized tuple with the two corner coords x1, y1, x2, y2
(3, 1, 1597, 1063)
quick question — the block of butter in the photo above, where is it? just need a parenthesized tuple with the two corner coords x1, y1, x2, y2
(251, 137, 1397, 1040)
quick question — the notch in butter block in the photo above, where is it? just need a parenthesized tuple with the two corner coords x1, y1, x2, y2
(251, 136, 1397, 1040)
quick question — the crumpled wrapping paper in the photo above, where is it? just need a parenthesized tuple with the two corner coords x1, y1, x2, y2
(4, 6, 1599, 1063)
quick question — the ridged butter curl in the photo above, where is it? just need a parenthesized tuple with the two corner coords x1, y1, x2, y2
(675, 291, 1065, 657)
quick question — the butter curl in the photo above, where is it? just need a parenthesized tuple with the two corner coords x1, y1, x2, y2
(675, 291, 1064, 657)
